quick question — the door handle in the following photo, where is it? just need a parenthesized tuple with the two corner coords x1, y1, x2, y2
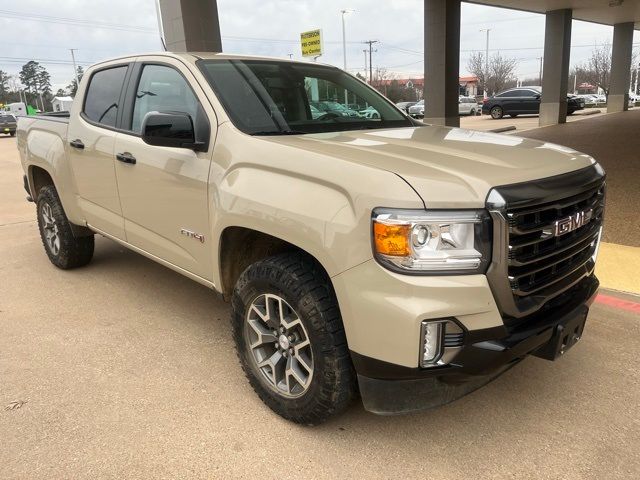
(116, 152, 136, 165)
(69, 139, 84, 149)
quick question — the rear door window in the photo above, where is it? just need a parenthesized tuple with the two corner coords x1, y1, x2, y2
(83, 66, 128, 128)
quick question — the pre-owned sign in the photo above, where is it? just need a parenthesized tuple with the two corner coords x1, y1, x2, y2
(300, 29, 322, 57)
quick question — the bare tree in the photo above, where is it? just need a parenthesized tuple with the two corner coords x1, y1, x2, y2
(467, 52, 486, 95)
(579, 43, 612, 96)
(466, 52, 518, 96)
(488, 53, 518, 94)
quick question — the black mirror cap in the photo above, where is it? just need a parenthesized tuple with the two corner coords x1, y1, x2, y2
(141, 111, 209, 152)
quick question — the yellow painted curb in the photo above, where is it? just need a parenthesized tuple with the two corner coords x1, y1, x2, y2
(595, 242, 640, 295)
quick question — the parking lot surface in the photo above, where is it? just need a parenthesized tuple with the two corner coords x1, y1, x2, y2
(459, 108, 607, 132)
(1, 136, 639, 479)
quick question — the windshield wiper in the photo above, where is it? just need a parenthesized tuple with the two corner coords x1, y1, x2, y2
(252, 130, 307, 136)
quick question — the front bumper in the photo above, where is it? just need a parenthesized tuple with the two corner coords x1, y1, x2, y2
(332, 259, 599, 415)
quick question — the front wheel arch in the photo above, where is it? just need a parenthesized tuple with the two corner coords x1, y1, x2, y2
(218, 226, 332, 301)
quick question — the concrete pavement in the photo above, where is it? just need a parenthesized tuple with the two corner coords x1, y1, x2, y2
(459, 108, 607, 133)
(1, 135, 639, 479)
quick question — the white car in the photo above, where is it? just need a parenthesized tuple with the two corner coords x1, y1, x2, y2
(459, 96, 478, 116)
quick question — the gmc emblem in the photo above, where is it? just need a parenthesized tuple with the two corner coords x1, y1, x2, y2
(553, 209, 593, 237)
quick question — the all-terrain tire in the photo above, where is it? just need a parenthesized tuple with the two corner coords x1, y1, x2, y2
(36, 185, 94, 269)
(231, 253, 356, 425)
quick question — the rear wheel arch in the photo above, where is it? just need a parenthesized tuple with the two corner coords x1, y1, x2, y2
(28, 165, 55, 201)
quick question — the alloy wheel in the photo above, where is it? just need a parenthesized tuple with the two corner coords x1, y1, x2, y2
(40, 202, 60, 256)
(244, 293, 314, 398)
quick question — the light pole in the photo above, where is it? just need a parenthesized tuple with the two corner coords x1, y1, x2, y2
(538, 56, 543, 85)
(340, 9, 355, 72)
(341, 8, 355, 104)
(479, 29, 490, 98)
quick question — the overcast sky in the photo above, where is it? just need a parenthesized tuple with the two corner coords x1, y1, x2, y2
(1, 0, 638, 91)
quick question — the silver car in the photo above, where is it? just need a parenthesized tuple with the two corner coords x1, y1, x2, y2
(408, 99, 424, 118)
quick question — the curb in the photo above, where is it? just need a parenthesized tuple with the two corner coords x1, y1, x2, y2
(488, 125, 517, 133)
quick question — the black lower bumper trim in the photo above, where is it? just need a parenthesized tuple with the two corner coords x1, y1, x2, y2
(353, 275, 599, 414)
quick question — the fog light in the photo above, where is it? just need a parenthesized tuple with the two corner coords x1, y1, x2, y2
(420, 321, 444, 367)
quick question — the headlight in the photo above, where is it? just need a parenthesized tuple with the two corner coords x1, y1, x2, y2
(372, 208, 491, 274)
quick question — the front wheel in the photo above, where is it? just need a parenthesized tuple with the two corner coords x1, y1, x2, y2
(231, 253, 356, 425)
(36, 185, 94, 269)
(490, 106, 504, 119)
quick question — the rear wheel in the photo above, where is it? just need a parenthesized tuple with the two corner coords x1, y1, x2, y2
(490, 106, 504, 119)
(36, 185, 94, 269)
(231, 253, 356, 425)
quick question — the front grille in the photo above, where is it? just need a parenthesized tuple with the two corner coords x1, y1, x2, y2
(506, 183, 605, 299)
(486, 165, 606, 319)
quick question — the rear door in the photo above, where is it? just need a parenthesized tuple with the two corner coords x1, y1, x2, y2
(67, 63, 131, 239)
(113, 57, 217, 280)
(520, 89, 541, 113)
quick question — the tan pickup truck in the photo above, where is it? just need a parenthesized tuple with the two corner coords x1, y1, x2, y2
(18, 52, 605, 424)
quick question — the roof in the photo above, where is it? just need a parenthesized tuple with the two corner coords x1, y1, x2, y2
(53, 96, 74, 102)
(468, 1, 640, 29)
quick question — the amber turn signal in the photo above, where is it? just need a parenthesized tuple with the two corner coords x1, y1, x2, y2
(373, 222, 411, 256)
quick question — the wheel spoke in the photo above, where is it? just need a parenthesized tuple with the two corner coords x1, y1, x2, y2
(286, 357, 309, 391)
(247, 319, 277, 349)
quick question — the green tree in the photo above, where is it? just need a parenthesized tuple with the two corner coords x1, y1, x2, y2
(66, 66, 85, 97)
(0, 70, 9, 103)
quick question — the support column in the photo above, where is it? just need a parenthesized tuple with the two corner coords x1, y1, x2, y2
(608, 22, 635, 113)
(159, 0, 222, 52)
(423, 0, 461, 127)
(540, 9, 572, 127)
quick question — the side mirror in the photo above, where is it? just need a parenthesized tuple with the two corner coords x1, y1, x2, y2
(534, 94, 541, 99)
(141, 112, 205, 151)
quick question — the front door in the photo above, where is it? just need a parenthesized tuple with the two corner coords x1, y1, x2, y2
(68, 64, 130, 239)
(113, 60, 216, 280)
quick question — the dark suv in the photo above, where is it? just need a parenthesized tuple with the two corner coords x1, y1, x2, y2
(0, 113, 17, 136)
(482, 87, 585, 119)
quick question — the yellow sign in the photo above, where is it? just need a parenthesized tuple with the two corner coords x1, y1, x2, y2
(300, 29, 322, 57)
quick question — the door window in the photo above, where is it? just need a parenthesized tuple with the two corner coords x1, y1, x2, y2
(83, 66, 128, 127)
(131, 64, 200, 133)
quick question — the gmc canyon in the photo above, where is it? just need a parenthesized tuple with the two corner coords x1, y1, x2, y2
(18, 53, 605, 424)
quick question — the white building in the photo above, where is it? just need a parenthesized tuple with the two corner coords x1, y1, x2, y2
(52, 96, 74, 112)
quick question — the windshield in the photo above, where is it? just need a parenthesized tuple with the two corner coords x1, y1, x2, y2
(197, 59, 412, 135)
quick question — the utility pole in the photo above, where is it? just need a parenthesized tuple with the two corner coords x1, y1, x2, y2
(69, 49, 80, 91)
(538, 57, 543, 86)
(363, 49, 368, 83)
(364, 40, 378, 87)
(479, 29, 490, 98)
(634, 64, 639, 95)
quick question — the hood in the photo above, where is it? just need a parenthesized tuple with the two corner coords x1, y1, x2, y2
(259, 125, 597, 208)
